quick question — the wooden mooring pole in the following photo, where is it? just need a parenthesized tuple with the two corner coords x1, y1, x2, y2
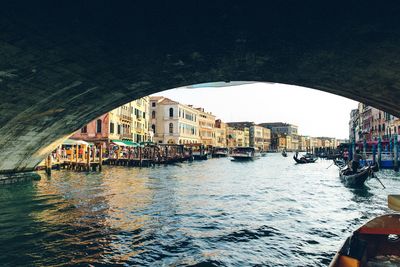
(99, 145, 103, 172)
(45, 154, 52, 175)
(86, 146, 91, 171)
(394, 135, 399, 172)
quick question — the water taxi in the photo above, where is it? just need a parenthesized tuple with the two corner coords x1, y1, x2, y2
(212, 147, 229, 158)
(230, 147, 260, 161)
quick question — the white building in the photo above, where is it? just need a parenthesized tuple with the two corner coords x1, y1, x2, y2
(150, 96, 200, 144)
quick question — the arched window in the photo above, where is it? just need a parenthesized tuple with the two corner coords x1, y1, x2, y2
(96, 119, 102, 133)
(152, 110, 156, 119)
(169, 123, 173, 134)
(152, 124, 156, 134)
(169, 108, 174, 117)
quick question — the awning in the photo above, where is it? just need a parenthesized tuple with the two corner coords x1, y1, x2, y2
(122, 140, 140, 147)
(110, 140, 126, 147)
(62, 139, 90, 146)
(110, 140, 140, 147)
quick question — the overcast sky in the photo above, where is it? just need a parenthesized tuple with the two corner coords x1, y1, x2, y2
(152, 82, 358, 139)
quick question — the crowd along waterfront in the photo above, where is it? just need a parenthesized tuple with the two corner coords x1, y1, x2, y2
(1, 154, 399, 266)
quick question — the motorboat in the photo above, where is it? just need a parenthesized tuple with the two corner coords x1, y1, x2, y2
(230, 147, 260, 161)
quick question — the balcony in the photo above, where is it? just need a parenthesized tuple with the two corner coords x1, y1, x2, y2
(120, 114, 132, 122)
(121, 133, 133, 139)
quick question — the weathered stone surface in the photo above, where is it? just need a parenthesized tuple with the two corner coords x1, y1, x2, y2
(1, 1, 400, 173)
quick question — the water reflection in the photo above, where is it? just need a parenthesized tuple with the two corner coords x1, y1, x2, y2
(0, 154, 397, 266)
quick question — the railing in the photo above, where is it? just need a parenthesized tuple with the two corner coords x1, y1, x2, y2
(363, 151, 394, 161)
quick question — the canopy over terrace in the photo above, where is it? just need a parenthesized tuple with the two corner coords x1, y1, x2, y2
(62, 139, 92, 146)
(110, 140, 140, 147)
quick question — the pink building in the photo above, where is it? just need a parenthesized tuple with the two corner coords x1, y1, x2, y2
(70, 113, 111, 146)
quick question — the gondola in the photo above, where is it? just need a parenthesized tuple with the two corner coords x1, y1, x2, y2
(339, 166, 370, 188)
(282, 151, 287, 157)
(293, 155, 317, 164)
(330, 195, 400, 267)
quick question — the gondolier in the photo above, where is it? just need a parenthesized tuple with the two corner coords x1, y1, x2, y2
(351, 148, 363, 173)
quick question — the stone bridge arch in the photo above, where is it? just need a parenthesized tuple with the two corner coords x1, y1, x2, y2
(1, 1, 400, 173)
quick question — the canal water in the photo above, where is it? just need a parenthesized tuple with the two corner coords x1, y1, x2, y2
(0, 153, 399, 266)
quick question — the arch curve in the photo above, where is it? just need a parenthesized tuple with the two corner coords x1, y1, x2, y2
(2, 1, 400, 173)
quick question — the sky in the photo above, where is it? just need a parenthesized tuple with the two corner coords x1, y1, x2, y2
(152, 82, 358, 139)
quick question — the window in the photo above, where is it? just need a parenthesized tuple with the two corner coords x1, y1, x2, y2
(110, 122, 115, 134)
(143, 112, 146, 118)
(81, 125, 87, 133)
(169, 108, 174, 117)
(117, 124, 121, 134)
(96, 119, 102, 133)
(152, 102, 156, 107)
(152, 124, 156, 134)
(152, 111, 156, 119)
(169, 123, 173, 134)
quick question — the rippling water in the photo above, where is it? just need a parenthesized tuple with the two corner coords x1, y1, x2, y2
(1, 153, 399, 266)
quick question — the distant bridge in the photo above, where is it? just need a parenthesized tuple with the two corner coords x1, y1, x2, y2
(1, 1, 400, 173)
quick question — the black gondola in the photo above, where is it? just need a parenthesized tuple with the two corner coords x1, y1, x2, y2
(339, 166, 371, 188)
(282, 151, 287, 157)
(293, 154, 317, 164)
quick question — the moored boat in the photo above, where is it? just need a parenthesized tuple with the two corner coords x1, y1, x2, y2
(282, 150, 287, 157)
(212, 147, 229, 158)
(230, 147, 260, 161)
(330, 198, 400, 267)
(185, 143, 210, 160)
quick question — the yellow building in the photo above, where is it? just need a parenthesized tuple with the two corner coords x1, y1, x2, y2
(215, 119, 227, 147)
(195, 107, 216, 146)
(227, 127, 246, 148)
(278, 135, 286, 150)
(262, 127, 271, 151)
(243, 127, 250, 147)
(299, 136, 307, 151)
(285, 135, 292, 150)
(132, 96, 150, 143)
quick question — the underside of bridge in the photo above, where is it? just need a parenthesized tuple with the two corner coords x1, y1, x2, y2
(1, 1, 400, 173)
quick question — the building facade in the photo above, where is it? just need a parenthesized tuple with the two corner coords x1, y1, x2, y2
(71, 97, 151, 145)
(350, 102, 400, 143)
(259, 122, 298, 136)
(132, 96, 151, 143)
(150, 96, 200, 144)
(196, 107, 216, 146)
(215, 119, 227, 147)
